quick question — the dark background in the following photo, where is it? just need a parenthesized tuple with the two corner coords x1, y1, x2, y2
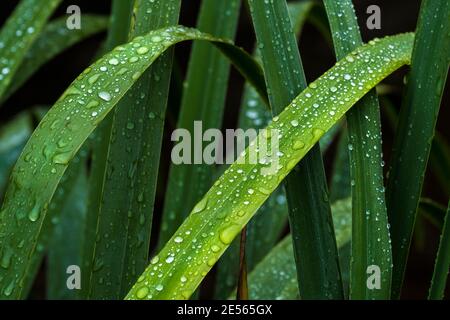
(0, 0, 448, 299)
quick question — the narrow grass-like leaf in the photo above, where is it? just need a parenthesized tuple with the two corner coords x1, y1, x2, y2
(237, 230, 248, 300)
(0, 113, 33, 200)
(249, 0, 343, 299)
(22, 145, 89, 298)
(215, 0, 333, 299)
(81, 0, 134, 299)
(0, 0, 62, 102)
(83, 0, 183, 300)
(386, 0, 450, 298)
(0, 25, 268, 299)
(47, 165, 88, 300)
(382, 96, 450, 196)
(158, 0, 241, 248)
(429, 200, 450, 300)
(429, 135, 450, 196)
(126, 33, 414, 300)
(419, 198, 446, 229)
(324, 0, 392, 299)
(329, 129, 351, 202)
(243, 197, 352, 300)
(2, 15, 109, 103)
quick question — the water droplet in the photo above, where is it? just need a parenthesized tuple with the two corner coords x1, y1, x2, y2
(86, 100, 99, 109)
(88, 74, 100, 84)
(136, 286, 149, 299)
(137, 47, 149, 55)
(151, 36, 162, 42)
(207, 257, 216, 267)
(2, 280, 14, 297)
(174, 236, 183, 243)
(151, 256, 159, 264)
(117, 67, 128, 75)
(28, 202, 41, 222)
(293, 140, 305, 150)
(52, 152, 72, 165)
(98, 91, 111, 102)
(258, 187, 270, 195)
(0, 248, 12, 269)
(219, 224, 241, 244)
(108, 58, 119, 65)
(192, 197, 208, 214)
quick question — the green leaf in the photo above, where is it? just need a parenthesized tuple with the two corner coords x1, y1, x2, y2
(429, 200, 450, 300)
(324, 0, 392, 299)
(329, 129, 351, 202)
(0, 25, 267, 299)
(386, 0, 450, 298)
(0, 0, 62, 102)
(248, 0, 343, 299)
(125, 32, 414, 300)
(0, 113, 33, 201)
(2, 15, 109, 103)
(81, 0, 134, 299)
(158, 0, 241, 249)
(382, 96, 450, 196)
(419, 198, 446, 230)
(214, 0, 327, 299)
(47, 165, 88, 300)
(22, 144, 90, 298)
(429, 134, 450, 196)
(243, 197, 352, 300)
(82, 0, 182, 300)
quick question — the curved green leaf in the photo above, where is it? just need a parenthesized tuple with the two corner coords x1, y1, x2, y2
(2, 15, 109, 103)
(249, 0, 343, 300)
(0, 26, 264, 299)
(83, 0, 182, 299)
(215, 0, 332, 299)
(158, 0, 241, 250)
(126, 33, 414, 300)
(0, 0, 62, 102)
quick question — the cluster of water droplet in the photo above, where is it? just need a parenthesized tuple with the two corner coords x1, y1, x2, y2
(126, 33, 414, 300)
(0, 25, 220, 297)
